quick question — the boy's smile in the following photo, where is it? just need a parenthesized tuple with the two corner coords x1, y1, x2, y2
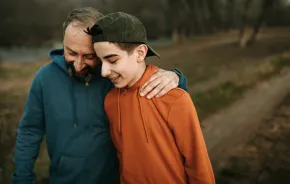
(109, 75, 121, 83)
(94, 41, 146, 88)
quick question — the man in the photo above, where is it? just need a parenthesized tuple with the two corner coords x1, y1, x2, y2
(12, 7, 188, 184)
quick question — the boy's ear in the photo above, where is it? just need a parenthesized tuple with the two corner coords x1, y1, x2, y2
(136, 44, 148, 62)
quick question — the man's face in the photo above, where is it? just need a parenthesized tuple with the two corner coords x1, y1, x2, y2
(94, 42, 140, 88)
(63, 22, 98, 75)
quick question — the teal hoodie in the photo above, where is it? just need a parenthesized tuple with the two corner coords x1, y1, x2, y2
(12, 49, 188, 184)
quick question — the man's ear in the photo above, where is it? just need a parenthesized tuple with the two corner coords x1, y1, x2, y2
(136, 44, 148, 62)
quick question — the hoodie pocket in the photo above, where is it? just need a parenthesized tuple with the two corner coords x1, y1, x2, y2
(56, 156, 85, 183)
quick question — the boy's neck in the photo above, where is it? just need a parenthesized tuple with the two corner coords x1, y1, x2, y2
(126, 62, 146, 88)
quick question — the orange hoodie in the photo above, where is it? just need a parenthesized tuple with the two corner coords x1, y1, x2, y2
(104, 65, 215, 184)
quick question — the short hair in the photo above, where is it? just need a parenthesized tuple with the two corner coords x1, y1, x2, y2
(63, 7, 103, 35)
(112, 42, 141, 54)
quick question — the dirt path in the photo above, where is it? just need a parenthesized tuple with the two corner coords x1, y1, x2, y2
(215, 93, 290, 184)
(202, 69, 290, 171)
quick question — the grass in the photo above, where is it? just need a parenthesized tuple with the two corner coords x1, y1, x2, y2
(191, 57, 290, 121)
(0, 67, 32, 79)
(0, 90, 27, 183)
(257, 57, 290, 80)
(273, 57, 290, 69)
(192, 82, 249, 121)
(0, 62, 44, 80)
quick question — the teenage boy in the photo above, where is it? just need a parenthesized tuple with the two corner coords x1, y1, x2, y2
(87, 12, 215, 184)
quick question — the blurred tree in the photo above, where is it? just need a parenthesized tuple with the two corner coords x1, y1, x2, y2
(224, 0, 236, 31)
(0, 0, 74, 46)
(238, 0, 253, 47)
(266, 0, 290, 26)
(239, 0, 275, 48)
(247, 0, 275, 44)
(205, 0, 223, 33)
(0, 0, 289, 47)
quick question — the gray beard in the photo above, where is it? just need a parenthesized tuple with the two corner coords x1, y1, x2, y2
(66, 61, 98, 84)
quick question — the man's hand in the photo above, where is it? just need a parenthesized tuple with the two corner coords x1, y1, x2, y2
(140, 69, 179, 99)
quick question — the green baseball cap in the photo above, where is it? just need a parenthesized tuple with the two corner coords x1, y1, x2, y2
(86, 12, 160, 58)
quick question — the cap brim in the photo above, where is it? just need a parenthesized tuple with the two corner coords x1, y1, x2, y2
(146, 44, 161, 58)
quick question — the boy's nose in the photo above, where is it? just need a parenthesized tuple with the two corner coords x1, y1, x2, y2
(101, 62, 111, 77)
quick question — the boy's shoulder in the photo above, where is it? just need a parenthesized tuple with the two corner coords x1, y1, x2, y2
(151, 88, 193, 120)
(105, 88, 118, 99)
(154, 88, 189, 103)
(104, 88, 118, 112)
(152, 88, 192, 111)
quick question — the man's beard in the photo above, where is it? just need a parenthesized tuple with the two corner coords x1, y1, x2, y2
(67, 61, 99, 84)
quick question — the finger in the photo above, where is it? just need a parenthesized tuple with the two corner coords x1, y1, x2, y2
(156, 82, 174, 98)
(146, 81, 167, 99)
(140, 72, 162, 95)
(156, 68, 166, 73)
(172, 77, 179, 88)
(140, 78, 162, 97)
(140, 73, 158, 92)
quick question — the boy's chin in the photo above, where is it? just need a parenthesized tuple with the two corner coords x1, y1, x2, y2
(114, 83, 126, 89)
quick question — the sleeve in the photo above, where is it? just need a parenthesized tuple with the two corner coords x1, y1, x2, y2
(170, 68, 188, 92)
(168, 93, 215, 184)
(12, 71, 45, 184)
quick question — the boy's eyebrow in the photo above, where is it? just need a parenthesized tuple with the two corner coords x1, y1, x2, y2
(103, 54, 119, 59)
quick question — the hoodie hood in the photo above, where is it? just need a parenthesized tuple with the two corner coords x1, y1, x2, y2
(49, 48, 68, 73)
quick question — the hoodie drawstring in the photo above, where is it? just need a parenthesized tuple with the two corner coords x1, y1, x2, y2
(117, 89, 121, 134)
(137, 89, 150, 143)
(70, 81, 78, 128)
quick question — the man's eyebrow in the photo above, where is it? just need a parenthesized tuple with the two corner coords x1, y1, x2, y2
(84, 52, 96, 56)
(65, 46, 75, 53)
(103, 54, 119, 59)
(65, 46, 95, 56)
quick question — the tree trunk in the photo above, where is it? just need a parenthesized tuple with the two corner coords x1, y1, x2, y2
(172, 27, 181, 44)
(239, 0, 252, 42)
(247, 0, 275, 45)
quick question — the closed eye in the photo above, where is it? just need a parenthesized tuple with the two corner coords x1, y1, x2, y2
(69, 52, 77, 56)
(84, 54, 97, 60)
(109, 60, 118, 64)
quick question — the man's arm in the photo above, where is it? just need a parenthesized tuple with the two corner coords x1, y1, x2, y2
(170, 68, 188, 91)
(168, 93, 215, 184)
(140, 68, 188, 99)
(12, 71, 45, 184)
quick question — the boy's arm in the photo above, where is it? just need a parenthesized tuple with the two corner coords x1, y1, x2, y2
(12, 72, 45, 184)
(168, 93, 215, 184)
(140, 68, 188, 99)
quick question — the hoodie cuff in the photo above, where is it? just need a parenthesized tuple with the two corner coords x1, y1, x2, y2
(170, 68, 188, 92)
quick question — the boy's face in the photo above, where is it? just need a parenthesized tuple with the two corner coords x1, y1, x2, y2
(94, 42, 141, 88)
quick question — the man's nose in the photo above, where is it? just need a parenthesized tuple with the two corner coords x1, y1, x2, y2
(101, 62, 111, 77)
(74, 56, 84, 72)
